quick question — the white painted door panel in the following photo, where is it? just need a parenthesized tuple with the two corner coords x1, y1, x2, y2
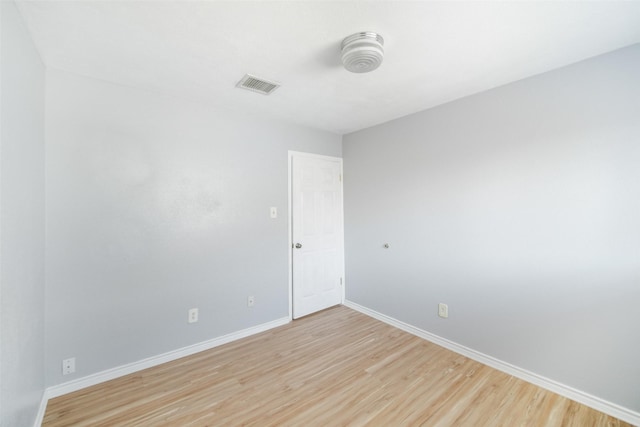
(292, 154, 343, 319)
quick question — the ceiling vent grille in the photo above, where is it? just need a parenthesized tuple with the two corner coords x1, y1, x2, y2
(236, 74, 280, 95)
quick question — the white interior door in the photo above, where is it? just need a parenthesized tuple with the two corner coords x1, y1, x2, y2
(291, 153, 344, 319)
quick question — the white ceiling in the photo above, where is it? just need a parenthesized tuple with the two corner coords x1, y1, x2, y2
(16, 1, 640, 135)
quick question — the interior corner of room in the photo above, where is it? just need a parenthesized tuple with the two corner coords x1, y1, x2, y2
(1, 0, 639, 426)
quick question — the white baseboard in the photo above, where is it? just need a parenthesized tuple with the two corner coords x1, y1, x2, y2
(43, 316, 290, 403)
(33, 390, 48, 427)
(343, 300, 640, 427)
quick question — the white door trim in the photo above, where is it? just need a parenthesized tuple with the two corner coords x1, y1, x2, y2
(288, 151, 345, 320)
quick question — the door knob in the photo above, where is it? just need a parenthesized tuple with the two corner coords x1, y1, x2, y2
(295, 243, 302, 249)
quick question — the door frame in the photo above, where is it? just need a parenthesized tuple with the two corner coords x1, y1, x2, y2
(288, 151, 345, 320)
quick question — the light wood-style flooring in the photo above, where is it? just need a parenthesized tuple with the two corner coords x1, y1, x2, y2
(43, 305, 631, 426)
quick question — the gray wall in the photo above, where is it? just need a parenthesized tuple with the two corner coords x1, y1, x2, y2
(45, 69, 341, 386)
(0, 1, 46, 425)
(343, 44, 640, 412)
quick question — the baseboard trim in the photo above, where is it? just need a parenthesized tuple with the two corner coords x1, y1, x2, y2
(44, 316, 290, 402)
(343, 300, 640, 426)
(33, 390, 48, 427)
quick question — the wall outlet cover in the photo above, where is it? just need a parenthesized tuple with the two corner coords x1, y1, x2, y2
(188, 308, 199, 323)
(62, 357, 76, 375)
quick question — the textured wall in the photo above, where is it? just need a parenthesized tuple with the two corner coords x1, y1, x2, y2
(343, 45, 640, 411)
(45, 69, 341, 385)
(0, 1, 46, 425)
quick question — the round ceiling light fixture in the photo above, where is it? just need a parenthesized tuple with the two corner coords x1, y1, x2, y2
(341, 32, 384, 73)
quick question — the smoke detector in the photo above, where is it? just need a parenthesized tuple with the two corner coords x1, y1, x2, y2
(341, 32, 384, 73)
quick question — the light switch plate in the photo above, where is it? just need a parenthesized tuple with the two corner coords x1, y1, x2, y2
(438, 303, 448, 318)
(270, 207, 277, 218)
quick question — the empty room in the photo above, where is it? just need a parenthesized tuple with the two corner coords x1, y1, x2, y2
(1, 1, 639, 426)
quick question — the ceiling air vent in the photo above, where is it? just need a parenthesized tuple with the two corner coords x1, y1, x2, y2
(236, 74, 280, 95)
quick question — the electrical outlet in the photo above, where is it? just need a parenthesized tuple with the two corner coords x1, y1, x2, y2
(188, 308, 199, 323)
(247, 295, 255, 307)
(438, 303, 449, 318)
(62, 357, 76, 375)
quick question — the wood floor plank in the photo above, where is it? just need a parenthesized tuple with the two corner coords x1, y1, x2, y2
(42, 305, 632, 426)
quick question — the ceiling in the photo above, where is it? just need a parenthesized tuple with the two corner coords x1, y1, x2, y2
(16, 1, 640, 135)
